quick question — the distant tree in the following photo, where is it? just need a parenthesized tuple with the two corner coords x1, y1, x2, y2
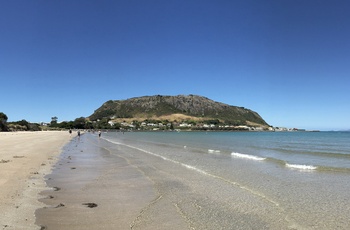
(7, 119, 42, 131)
(28, 123, 41, 131)
(0, 112, 9, 131)
(50, 116, 58, 126)
(73, 117, 86, 129)
(84, 121, 94, 129)
(0, 112, 8, 121)
(133, 120, 141, 130)
(204, 119, 220, 125)
(113, 122, 121, 130)
(18, 119, 30, 130)
(95, 118, 110, 129)
(57, 121, 70, 129)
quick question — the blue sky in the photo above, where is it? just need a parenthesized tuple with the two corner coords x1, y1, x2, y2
(1, 0, 349, 131)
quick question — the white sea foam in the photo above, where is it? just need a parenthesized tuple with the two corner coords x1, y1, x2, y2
(181, 163, 209, 175)
(285, 163, 317, 170)
(208, 149, 221, 153)
(231, 152, 266, 161)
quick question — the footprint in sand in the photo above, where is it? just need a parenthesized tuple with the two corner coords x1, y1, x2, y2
(55, 203, 65, 208)
(0, 159, 10, 163)
(82, 203, 98, 208)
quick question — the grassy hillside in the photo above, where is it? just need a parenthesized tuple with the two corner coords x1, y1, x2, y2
(89, 95, 269, 127)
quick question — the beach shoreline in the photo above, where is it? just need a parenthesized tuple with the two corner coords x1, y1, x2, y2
(35, 132, 293, 229)
(35, 133, 159, 230)
(4, 131, 349, 229)
(0, 131, 73, 230)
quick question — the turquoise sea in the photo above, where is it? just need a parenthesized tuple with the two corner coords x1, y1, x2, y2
(97, 131, 350, 229)
(104, 131, 350, 172)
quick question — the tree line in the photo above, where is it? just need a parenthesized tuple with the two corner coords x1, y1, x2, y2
(0, 112, 98, 131)
(0, 112, 42, 131)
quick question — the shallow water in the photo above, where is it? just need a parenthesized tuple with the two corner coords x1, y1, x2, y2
(109, 131, 350, 171)
(37, 132, 350, 229)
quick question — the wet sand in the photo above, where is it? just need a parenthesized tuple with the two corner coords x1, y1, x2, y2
(35, 131, 350, 229)
(36, 133, 293, 230)
(36, 134, 162, 229)
(0, 131, 72, 230)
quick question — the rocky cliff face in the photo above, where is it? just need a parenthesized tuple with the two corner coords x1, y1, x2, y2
(89, 95, 268, 126)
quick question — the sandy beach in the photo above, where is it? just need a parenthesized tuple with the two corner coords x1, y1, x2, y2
(35, 133, 300, 230)
(0, 131, 72, 230)
(34, 132, 350, 230)
(3, 131, 348, 229)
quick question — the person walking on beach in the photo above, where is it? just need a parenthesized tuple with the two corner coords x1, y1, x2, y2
(69, 129, 72, 137)
(98, 130, 101, 138)
(77, 130, 81, 139)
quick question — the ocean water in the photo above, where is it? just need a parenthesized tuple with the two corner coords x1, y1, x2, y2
(104, 131, 350, 172)
(97, 131, 350, 229)
(38, 131, 349, 229)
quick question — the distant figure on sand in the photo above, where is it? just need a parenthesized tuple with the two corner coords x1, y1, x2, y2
(98, 131, 101, 138)
(69, 129, 72, 137)
(77, 130, 81, 138)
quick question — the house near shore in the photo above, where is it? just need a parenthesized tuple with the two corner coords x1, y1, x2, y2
(179, 123, 192, 128)
(274, 127, 288, 131)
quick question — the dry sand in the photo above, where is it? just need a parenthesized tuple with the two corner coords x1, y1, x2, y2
(0, 131, 72, 230)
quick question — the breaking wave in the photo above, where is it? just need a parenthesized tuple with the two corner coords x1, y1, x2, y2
(208, 149, 221, 153)
(231, 152, 266, 161)
(285, 163, 317, 171)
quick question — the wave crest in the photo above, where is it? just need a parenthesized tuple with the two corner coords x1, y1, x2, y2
(285, 163, 317, 170)
(231, 152, 266, 161)
(208, 149, 221, 153)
